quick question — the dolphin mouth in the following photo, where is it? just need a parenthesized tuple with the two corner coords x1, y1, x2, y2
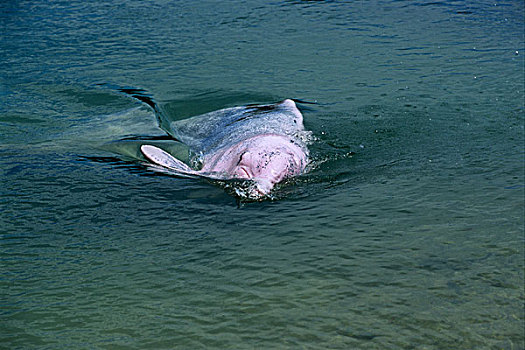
(230, 178, 273, 200)
(253, 178, 273, 196)
(239, 167, 251, 178)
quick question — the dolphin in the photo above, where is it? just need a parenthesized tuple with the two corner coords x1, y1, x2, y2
(139, 98, 311, 199)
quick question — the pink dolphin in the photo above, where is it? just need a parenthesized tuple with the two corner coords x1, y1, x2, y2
(140, 99, 310, 198)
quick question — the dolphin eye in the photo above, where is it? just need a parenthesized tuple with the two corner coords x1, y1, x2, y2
(237, 151, 247, 165)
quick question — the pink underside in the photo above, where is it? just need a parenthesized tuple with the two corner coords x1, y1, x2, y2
(202, 134, 307, 176)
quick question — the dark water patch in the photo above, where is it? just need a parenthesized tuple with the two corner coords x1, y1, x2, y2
(156, 90, 280, 121)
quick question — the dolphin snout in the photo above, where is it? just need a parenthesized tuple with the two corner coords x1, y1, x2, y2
(253, 178, 274, 196)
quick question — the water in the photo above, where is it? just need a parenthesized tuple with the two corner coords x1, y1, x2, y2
(1, 0, 523, 348)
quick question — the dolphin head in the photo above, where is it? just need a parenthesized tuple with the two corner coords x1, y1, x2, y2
(231, 138, 308, 196)
(202, 134, 309, 198)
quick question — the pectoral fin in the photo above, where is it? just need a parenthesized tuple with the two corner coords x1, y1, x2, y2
(141, 145, 197, 176)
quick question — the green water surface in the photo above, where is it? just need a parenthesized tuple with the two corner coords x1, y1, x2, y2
(1, 0, 523, 349)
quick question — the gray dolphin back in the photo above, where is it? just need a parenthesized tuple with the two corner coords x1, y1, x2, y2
(164, 100, 306, 156)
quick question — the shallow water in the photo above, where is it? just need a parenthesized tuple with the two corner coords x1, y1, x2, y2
(1, 0, 524, 349)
